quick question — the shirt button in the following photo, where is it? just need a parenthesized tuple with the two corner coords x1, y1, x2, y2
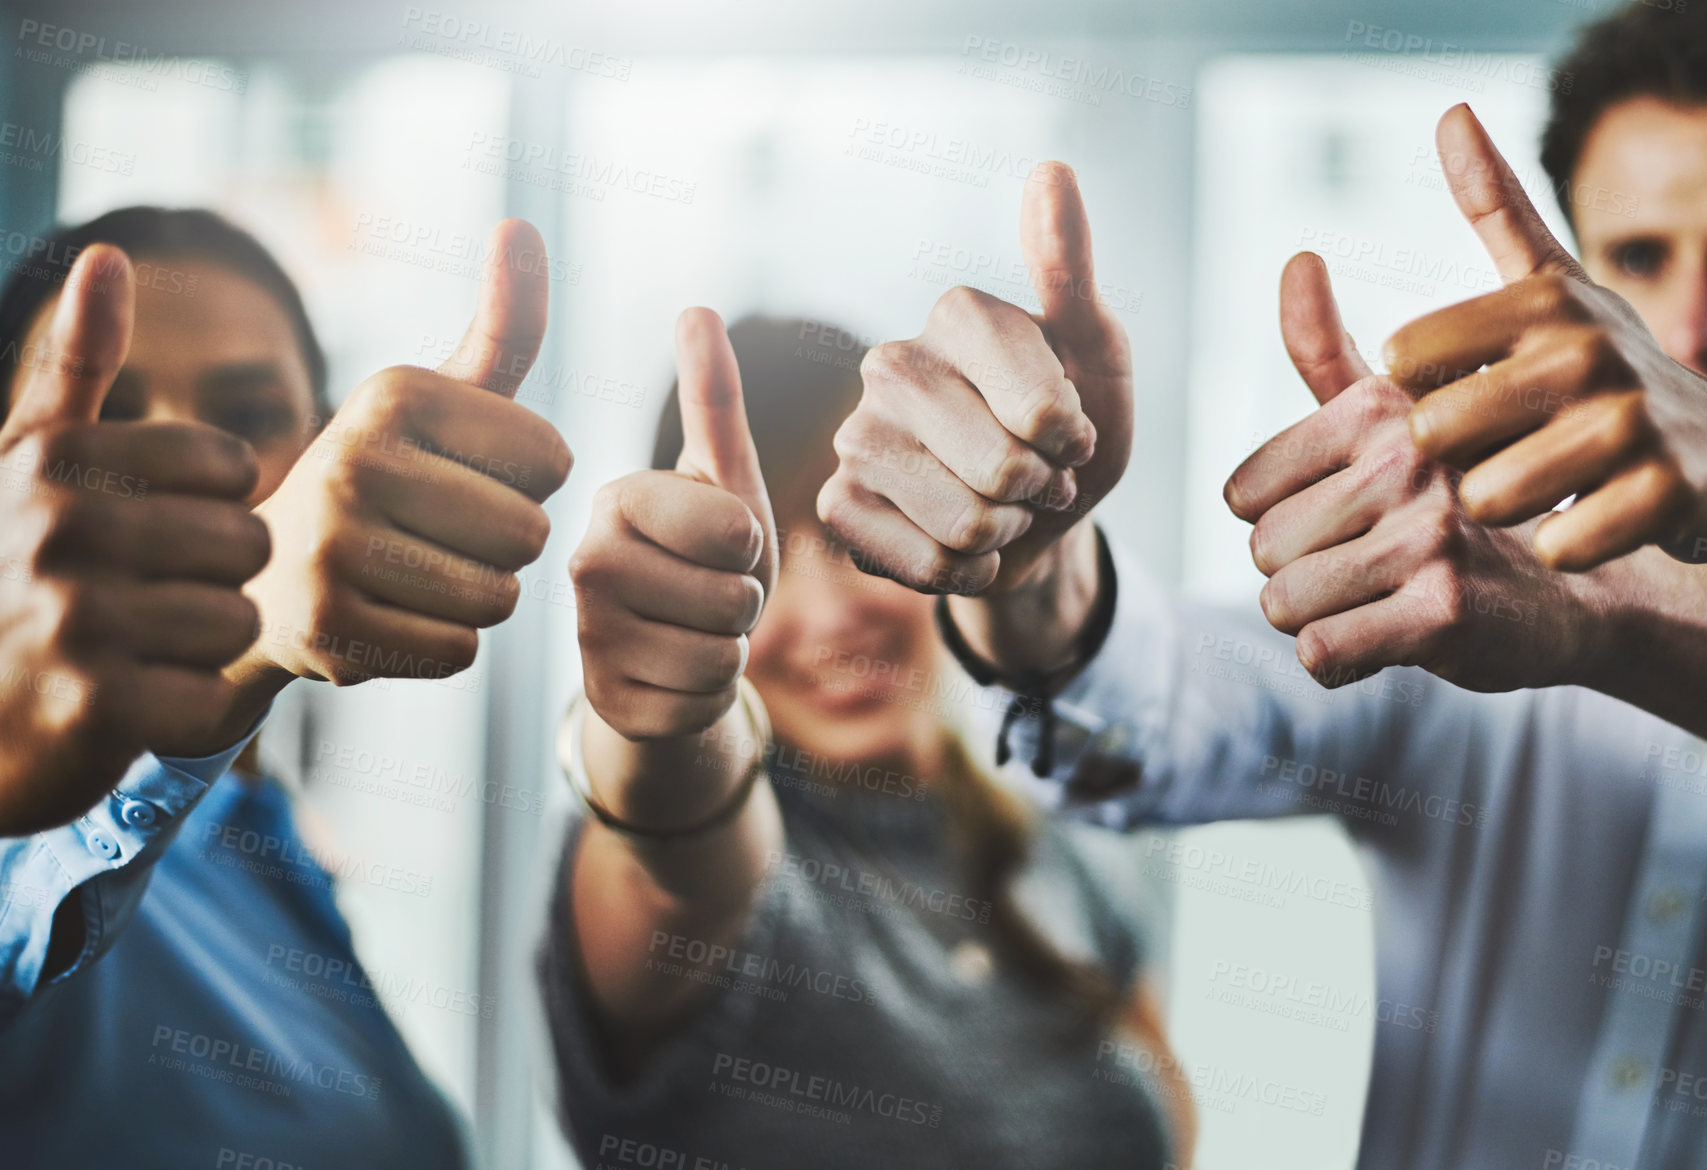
(1648, 886, 1688, 926)
(949, 939, 994, 985)
(85, 830, 118, 861)
(118, 799, 158, 829)
(1608, 1056, 1646, 1091)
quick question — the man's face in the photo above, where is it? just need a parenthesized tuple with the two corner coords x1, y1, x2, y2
(1575, 96, 1707, 375)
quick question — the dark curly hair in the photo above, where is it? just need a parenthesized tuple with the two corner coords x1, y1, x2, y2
(0, 206, 327, 420)
(1542, 1, 1707, 233)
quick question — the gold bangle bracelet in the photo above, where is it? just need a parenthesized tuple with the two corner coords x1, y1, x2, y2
(557, 677, 771, 843)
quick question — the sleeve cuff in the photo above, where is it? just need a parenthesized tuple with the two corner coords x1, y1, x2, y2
(974, 541, 1175, 825)
(0, 704, 272, 1011)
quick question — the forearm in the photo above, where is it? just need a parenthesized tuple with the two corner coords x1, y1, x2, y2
(945, 520, 1102, 678)
(568, 701, 783, 1050)
(1580, 548, 1707, 740)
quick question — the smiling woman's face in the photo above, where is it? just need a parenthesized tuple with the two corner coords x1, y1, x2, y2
(744, 518, 947, 776)
(10, 257, 318, 505)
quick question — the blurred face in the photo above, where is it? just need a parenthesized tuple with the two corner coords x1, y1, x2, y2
(1575, 97, 1707, 374)
(10, 258, 317, 504)
(746, 518, 947, 775)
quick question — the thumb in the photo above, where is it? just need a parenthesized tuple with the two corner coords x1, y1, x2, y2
(1436, 103, 1587, 285)
(1021, 161, 1104, 343)
(5, 243, 133, 437)
(674, 307, 776, 591)
(1280, 252, 1372, 405)
(434, 218, 550, 398)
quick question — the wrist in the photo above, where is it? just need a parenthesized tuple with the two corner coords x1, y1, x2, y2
(947, 521, 1101, 677)
(1574, 549, 1707, 738)
(578, 690, 767, 835)
(150, 651, 292, 760)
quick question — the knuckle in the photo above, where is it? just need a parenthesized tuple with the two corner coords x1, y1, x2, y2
(908, 547, 988, 595)
(1341, 386, 1387, 435)
(946, 500, 999, 554)
(1551, 326, 1606, 386)
(1014, 380, 1074, 444)
(1528, 272, 1578, 318)
(930, 284, 989, 328)
(860, 341, 922, 389)
(358, 367, 420, 430)
(320, 445, 365, 495)
(1368, 378, 1414, 416)
(815, 474, 861, 538)
(1363, 438, 1425, 498)
(567, 545, 607, 592)
(592, 689, 643, 739)
(590, 479, 628, 530)
(305, 582, 356, 643)
(1343, 380, 1404, 432)
(1597, 393, 1652, 452)
(1432, 586, 1465, 632)
(1415, 565, 1464, 628)
(981, 444, 1045, 503)
(1581, 327, 1622, 378)
(1418, 506, 1460, 558)
(830, 411, 884, 464)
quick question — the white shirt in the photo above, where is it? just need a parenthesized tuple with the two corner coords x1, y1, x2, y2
(1000, 548, 1707, 1170)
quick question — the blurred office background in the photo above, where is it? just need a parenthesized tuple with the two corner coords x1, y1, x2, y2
(2, 1, 1593, 1166)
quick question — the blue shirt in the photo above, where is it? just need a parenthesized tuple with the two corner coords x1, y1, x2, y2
(998, 546, 1707, 1170)
(0, 742, 467, 1169)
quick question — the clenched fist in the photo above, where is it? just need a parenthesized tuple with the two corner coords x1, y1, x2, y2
(571, 308, 777, 741)
(227, 220, 571, 707)
(817, 161, 1132, 598)
(0, 245, 270, 831)
(1226, 252, 1608, 694)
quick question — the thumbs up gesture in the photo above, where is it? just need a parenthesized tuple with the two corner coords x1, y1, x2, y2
(570, 308, 774, 741)
(817, 161, 1132, 603)
(227, 220, 571, 715)
(0, 245, 270, 831)
(1387, 104, 1707, 571)
(1224, 252, 1600, 694)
